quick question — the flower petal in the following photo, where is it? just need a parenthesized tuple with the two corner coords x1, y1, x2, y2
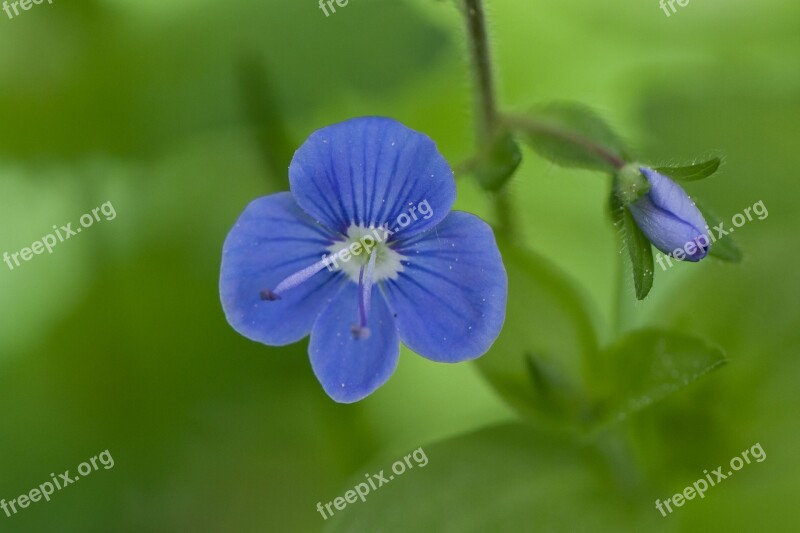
(289, 117, 455, 238)
(220, 192, 345, 346)
(382, 211, 507, 363)
(309, 283, 400, 403)
(630, 168, 710, 261)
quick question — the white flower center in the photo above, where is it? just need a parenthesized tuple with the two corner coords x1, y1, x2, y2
(326, 225, 405, 283)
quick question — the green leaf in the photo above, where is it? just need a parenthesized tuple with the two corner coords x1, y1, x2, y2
(621, 206, 655, 300)
(323, 424, 668, 533)
(695, 200, 743, 262)
(474, 242, 600, 429)
(653, 157, 721, 181)
(472, 130, 523, 191)
(507, 103, 628, 173)
(594, 329, 727, 426)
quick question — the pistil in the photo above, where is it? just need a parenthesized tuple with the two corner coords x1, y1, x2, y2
(352, 251, 377, 340)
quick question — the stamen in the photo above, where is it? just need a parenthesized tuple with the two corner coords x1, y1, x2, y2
(352, 251, 377, 340)
(260, 257, 330, 301)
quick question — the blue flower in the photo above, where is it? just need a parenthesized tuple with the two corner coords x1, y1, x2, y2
(220, 117, 508, 403)
(628, 167, 710, 261)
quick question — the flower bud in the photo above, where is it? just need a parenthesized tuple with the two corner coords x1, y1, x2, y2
(627, 167, 710, 261)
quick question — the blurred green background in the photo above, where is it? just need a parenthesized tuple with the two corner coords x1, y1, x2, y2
(0, 0, 798, 531)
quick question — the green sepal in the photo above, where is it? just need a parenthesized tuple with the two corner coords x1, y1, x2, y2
(654, 157, 721, 182)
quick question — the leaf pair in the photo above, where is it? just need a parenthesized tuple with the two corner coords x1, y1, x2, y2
(475, 242, 727, 432)
(471, 102, 628, 190)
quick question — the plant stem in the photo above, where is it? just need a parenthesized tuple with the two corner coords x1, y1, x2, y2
(462, 0, 516, 234)
(494, 187, 515, 236)
(463, 0, 498, 142)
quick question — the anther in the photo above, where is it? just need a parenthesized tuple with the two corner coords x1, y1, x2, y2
(260, 290, 281, 301)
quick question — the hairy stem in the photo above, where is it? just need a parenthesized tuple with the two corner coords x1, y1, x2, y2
(493, 188, 515, 236)
(464, 0, 498, 141)
(462, 0, 516, 235)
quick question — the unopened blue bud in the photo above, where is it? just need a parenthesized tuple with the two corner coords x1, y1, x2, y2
(628, 167, 710, 261)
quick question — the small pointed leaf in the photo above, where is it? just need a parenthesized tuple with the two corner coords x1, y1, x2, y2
(654, 157, 721, 182)
(622, 205, 654, 300)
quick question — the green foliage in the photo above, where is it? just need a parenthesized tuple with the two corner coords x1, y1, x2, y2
(474, 242, 599, 430)
(622, 206, 655, 300)
(509, 103, 628, 172)
(696, 200, 743, 262)
(473, 243, 726, 434)
(609, 186, 654, 301)
(654, 157, 721, 182)
(592, 329, 727, 427)
(323, 424, 665, 533)
(1, 0, 797, 531)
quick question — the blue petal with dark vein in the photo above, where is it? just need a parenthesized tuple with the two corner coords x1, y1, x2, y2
(309, 283, 400, 403)
(383, 211, 507, 362)
(220, 192, 346, 346)
(289, 117, 455, 238)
